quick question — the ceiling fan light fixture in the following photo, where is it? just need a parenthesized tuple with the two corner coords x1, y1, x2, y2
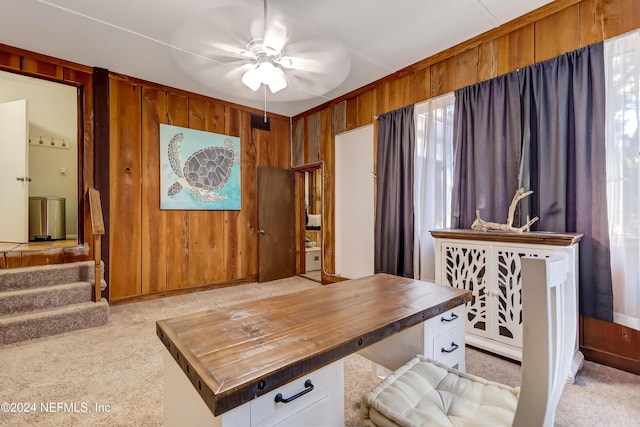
(241, 66, 262, 91)
(241, 60, 287, 93)
(262, 62, 287, 93)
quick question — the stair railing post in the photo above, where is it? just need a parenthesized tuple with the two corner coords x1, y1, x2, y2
(88, 187, 105, 302)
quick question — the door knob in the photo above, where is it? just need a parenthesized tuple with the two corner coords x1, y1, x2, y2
(259, 229, 266, 234)
(16, 176, 32, 182)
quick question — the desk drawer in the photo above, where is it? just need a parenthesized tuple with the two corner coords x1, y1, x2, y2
(424, 304, 465, 336)
(432, 323, 466, 370)
(251, 360, 343, 427)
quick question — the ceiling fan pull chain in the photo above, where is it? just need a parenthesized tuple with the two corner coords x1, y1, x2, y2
(264, 84, 268, 122)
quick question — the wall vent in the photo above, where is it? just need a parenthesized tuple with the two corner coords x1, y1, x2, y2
(251, 113, 271, 131)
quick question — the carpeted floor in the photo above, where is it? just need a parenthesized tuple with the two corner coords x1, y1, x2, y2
(0, 276, 639, 426)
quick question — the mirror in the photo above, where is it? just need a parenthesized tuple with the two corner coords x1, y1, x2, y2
(302, 167, 322, 281)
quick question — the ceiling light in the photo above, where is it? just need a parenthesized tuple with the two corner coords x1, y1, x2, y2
(242, 58, 288, 93)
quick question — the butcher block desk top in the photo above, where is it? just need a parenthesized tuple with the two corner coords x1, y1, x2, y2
(156, 273, 471, 417)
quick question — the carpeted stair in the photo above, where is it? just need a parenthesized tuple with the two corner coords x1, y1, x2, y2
(0, 261, 109, 345)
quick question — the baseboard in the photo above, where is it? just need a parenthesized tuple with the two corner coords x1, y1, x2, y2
(109, 276, 256, 305)
(581, 346, 640, 376)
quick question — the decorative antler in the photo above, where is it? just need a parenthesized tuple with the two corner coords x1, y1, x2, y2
(471, 188, 539, 233)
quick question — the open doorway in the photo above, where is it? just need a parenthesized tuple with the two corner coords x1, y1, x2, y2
(0, 69, 79, 248)
(300, 166, 322, 283)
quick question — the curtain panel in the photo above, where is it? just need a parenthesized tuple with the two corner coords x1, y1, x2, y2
(520, 43, 613, 321)
(451, 73, 523, 229)
(375, 105, 415, 277)
(604, 29, 640, 330)
(414, 93, 456, 281)
(451, 43, 613, 321)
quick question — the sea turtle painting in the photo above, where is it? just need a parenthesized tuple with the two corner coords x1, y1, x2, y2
(166, 132, 240, 203)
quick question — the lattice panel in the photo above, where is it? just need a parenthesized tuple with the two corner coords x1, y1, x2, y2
(495, 249, 545, 347)
(443, 245, 488, 335)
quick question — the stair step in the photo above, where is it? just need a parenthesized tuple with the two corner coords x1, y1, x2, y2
(0, 261, 95, 291)
(0, 300, 109, 345)
(0, 282, 93, 316)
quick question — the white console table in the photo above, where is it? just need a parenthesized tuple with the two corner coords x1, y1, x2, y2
(431, 229, 584, 381)
(156, 273, 470, 426)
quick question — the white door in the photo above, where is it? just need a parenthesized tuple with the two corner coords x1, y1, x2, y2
(335, 124, 375, 279)
(0, 99, 29, 243)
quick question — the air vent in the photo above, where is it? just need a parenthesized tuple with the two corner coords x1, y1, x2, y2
(251, 113, 271, 131)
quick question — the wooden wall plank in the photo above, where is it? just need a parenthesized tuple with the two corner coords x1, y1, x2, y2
(224, 107, 243, 281)
(431, 57, 456, 97)
(456, 48, 479, 89)
(307, 111, 322, 163)
(580, 0, 640, 45)
(582, 316, 640, 374)
(505, 24, 535, 74)
(203, 101, 226, 286)
(535, 5, 581, 61)
(320, 108, 334, 279)
(331, 102, 347, 135)
(373, 84, 389, 117)
(241, 112, 259, 277)
(357, 91, 373, 127)
(292, 118, 305, 167)
(388, 76, 406, 112)
(271, 116, 292, 169)
(165, 92, 190, 290)
(478, 39, 499, 82)
(187, 98, 214, 288)
(404, 67, 430, 107)
(140, 86, 167, 294)
(76, 70, 94, 248)
(109, 78, 142, 299)
(346, 98, 358, 131)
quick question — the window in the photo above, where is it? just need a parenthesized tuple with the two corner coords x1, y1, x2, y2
(605, 29, 640, 330)
(413, 93, 455, 281)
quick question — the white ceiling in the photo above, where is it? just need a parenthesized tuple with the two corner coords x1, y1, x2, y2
(1, 0, 554, 116)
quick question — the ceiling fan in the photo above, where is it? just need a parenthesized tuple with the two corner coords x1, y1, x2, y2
(239, 0, 291, 93)
(170, 0, 350, 102)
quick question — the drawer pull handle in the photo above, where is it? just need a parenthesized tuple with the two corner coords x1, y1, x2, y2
(441, 313, 459, 322)
(441, 342, 459, 353)
(275, 379, 314, 403)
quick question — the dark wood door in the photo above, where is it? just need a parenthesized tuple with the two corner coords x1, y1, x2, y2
(258, 166, 295, 282)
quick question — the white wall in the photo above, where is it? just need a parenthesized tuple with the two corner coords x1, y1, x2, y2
(335, 125, 375, 279)
(0, 70, 78, 238)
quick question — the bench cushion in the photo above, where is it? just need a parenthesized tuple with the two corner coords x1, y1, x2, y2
(361, 355, 519, 427)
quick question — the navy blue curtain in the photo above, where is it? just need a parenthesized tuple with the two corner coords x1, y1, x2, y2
(375, 105, 415, 277)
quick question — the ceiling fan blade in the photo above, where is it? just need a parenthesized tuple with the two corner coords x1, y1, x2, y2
(249, 16, 264, 42)
(205, 41, 254, 62)
(264, 18, 287, 54)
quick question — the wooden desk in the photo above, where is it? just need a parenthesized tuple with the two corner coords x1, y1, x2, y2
(157, 273, 471, 425)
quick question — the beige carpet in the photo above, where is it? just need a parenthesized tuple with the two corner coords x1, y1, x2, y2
(0, 276, 638, 426)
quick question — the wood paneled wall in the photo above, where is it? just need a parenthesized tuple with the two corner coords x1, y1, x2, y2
(108, 74, 291, 301)
(291, 0, 640, 373)
(0, 44, 94, 269)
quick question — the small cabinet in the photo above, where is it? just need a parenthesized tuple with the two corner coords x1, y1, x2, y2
(431, 229, 583, 371)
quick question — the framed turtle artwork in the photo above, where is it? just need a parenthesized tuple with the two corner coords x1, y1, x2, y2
(159, 124, 241, 210)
